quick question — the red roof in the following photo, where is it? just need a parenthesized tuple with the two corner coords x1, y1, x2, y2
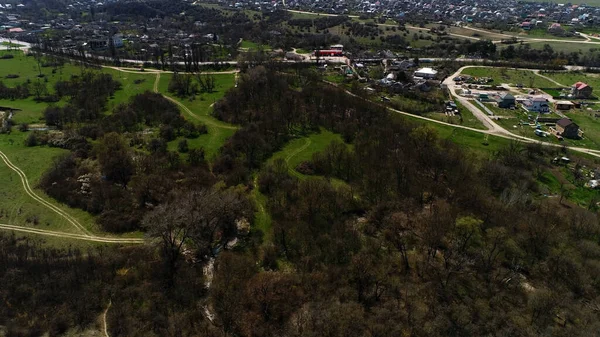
(574, 82, 589, 90)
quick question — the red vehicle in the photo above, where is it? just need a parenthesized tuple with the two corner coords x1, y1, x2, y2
(314, 49, 344, 57)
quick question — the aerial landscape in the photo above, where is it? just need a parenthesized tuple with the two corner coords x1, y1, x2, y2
(3, 0, 600, 335)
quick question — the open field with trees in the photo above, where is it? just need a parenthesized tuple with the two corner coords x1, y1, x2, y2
(542, 70, 600, 89)
(461, 67, 557, 87)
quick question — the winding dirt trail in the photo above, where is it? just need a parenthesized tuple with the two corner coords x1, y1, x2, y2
(103, 299, 112, 337)
(0, 150, 144, 243)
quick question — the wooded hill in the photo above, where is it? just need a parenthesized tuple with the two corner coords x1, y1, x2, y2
(2, 65, 600, 336)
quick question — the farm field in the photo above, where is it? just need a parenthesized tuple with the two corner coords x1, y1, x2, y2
(461, 67, 557, 87)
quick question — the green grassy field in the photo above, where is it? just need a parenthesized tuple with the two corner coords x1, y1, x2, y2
(424, 100, 486, 130)
(461, 67, 557, 87)
(239, 40, 271, 51)
(521, 41, 600, 54)
(524, 28, 585, 41)
(0, 131, 100, 235)
(541, 71, 600, 89)
(565, 110, 600, 149)
(0, 51, 159, 124)
(158, 72, 238, 159)
(268, 129, 344, 172)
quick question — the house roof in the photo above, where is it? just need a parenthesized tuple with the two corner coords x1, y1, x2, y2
(414, 67, 437, 75)
(573, 81, 589, 90)
(532, 97, 547, 102)
(556, 100, 574, 105)
(557, 118, 574, 128)
(500, 92, 515, 99)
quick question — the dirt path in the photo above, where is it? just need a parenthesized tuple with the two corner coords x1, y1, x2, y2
(285, 138, 311, 178)
(533, 70, 566, 87)
(0, 150, 144, 243)
(103, 299, 112, 337)
(0, 150, 92, 235)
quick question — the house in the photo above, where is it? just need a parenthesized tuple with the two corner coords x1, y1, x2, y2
(522, 97, 550, 113)
(555, 100, 574, 110)
(556, 118, 581, 139)
(495, 92, 515, 108)
(548, 22, 564, 34)
(572, 82, 593, 98)
(413, 67, 437, 79)
(520, 21, 532, 30)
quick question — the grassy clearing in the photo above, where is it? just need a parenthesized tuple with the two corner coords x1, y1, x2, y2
(524, 28, 584, 41)
(424, 100, 486, 130)
(565, 110, 600, 149)
(0, 131, 100, 234)
(157, 73, 237, 159)
(268, 129, 344, 172)
(239, 40, 271, 51)
(522, 41, 600, 54)
(103, 69, 156, 109)
(251, 175, 272, 245)
(461, 67, 557, 87)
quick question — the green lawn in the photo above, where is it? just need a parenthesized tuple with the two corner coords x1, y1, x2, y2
(461, 67, 556, 87)
(158, 73, 238, 159)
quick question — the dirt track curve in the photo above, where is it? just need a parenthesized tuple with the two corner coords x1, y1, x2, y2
(0, 150, 144, 243)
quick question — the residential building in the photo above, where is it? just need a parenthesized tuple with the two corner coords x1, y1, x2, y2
(522, 96, 550, 113)
(413, 67, 437, 79)
(495, 92, 515, 108)
(556, 118, 581, 139)
(572, 81, 593, 98)
(555, 100, 574, 110)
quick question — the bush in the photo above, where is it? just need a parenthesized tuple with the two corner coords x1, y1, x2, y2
(18, 123, 28, 132)
(24, 133, 37, 147)
(178, 139, 189, 153)
(5, 74, 19, 79)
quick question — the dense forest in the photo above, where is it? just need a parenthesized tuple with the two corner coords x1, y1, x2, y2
(3, 65, 600, 336)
